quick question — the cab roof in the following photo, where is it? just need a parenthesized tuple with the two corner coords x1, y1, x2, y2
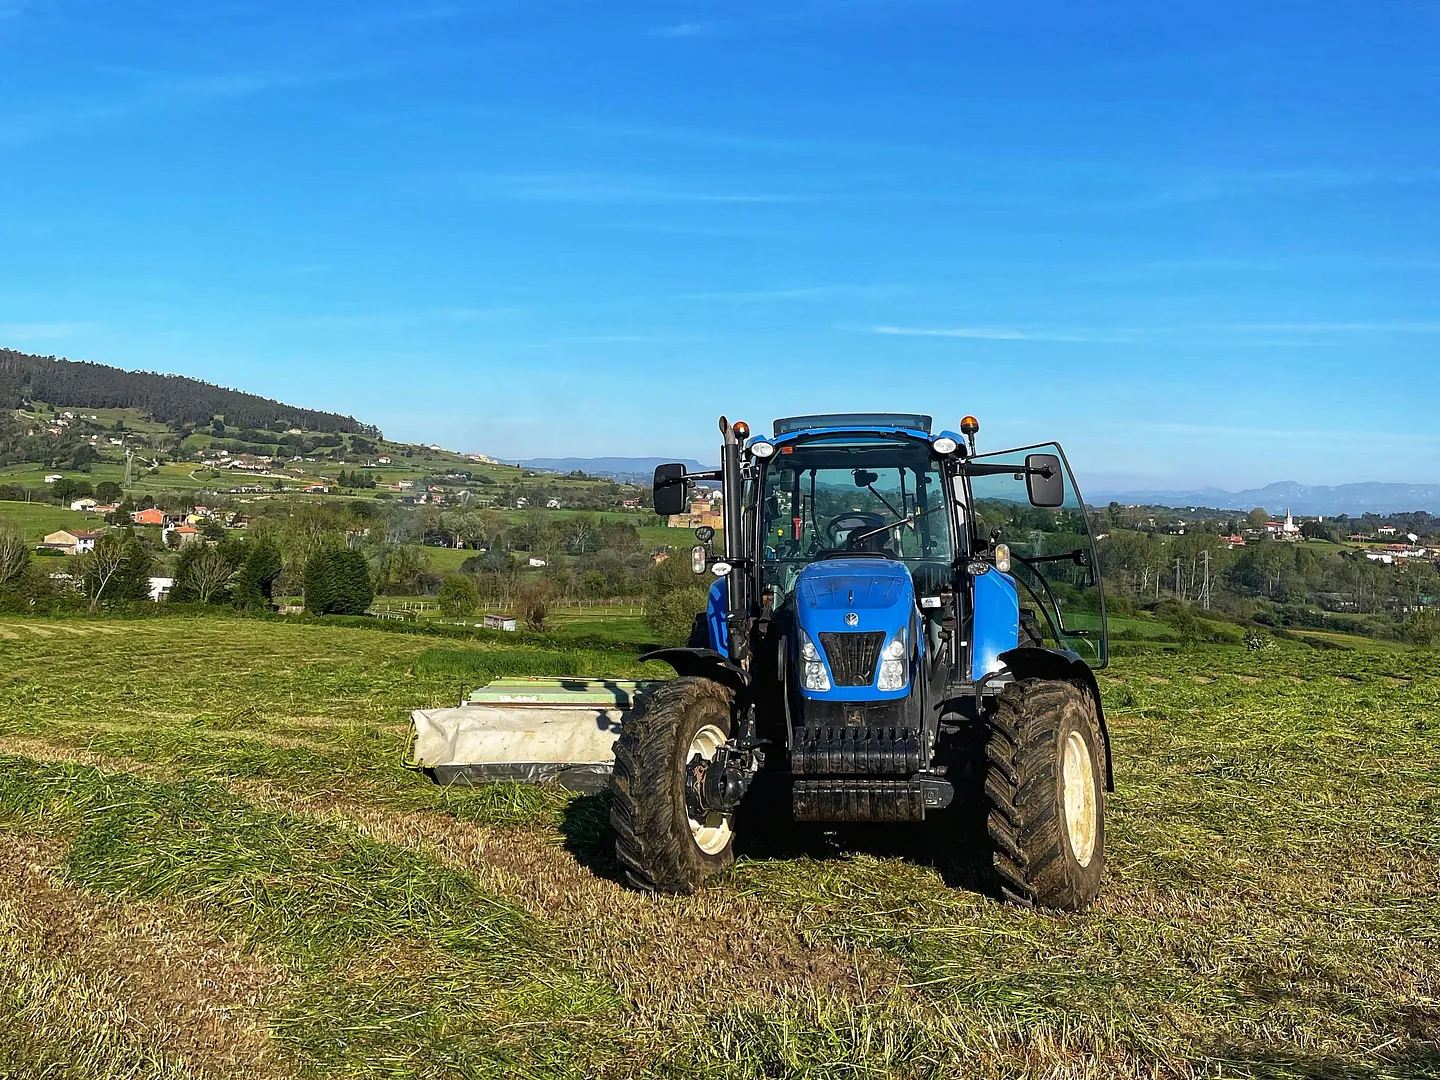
(771, 413, 933, 439)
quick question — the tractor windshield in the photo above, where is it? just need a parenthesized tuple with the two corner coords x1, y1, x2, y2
(758, 434, 952, 598)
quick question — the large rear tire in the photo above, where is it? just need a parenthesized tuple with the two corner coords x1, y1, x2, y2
(983, 678, 1105, 910)
(610, 677, 736, 893)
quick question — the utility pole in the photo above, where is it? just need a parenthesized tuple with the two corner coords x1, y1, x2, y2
(1200, 549, 1211, 610)
(123, 448, 135, 489)
(1175, 557, 1182, 599)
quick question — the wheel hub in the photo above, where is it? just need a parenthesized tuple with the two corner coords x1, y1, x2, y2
(684, 724, 733, 855)
(1061, 729, 1098, 867)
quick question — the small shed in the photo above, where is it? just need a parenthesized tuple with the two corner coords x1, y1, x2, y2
(483, 614, 518, 632)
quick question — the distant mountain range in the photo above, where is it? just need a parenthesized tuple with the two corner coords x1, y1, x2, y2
(525, 459, 1440, 516)
(1089, 481, 1440, 517)
(522, 457, 714, 482)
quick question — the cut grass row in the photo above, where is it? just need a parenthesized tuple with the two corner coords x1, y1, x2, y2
(0, 615, 1437, 1077)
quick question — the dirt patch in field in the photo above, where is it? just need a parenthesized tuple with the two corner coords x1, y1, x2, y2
(0, 737, 168, 779)
(0, 832, 295, 1078)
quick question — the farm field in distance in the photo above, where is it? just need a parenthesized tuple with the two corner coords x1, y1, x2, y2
(0, 614, 1436, 1079)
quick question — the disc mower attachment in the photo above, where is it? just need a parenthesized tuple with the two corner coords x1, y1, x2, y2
(406, 677, 652, 793)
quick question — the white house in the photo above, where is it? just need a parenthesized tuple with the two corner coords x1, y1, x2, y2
(70, 497, 98, 512)
(148, 577, 174, 602)
(40, 529, 98, 555)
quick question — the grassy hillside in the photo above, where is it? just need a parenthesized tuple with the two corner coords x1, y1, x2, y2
(0, 617, 1435, 1078)
(0, 499, 109, 542)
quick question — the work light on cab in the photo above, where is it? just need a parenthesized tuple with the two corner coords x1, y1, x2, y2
(960, 415, 980, 454)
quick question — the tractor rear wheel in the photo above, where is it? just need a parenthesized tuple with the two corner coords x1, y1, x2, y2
(983, 678, 1105, 910)
(610, 677, 736, 893)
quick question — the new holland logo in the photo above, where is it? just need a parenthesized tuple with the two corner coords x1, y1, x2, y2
(844, 612, 859, 627)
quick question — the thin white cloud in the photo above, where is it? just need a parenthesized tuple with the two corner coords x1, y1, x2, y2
(687, 285, 904, 302)
(299, 307, 518, 330)
(862, 324, 1122, 343)
(442, 172, 808, 204)
(1, 67, 363, 149)
(648, 21, 718, 38)
(0, 321, 91, 341)
(1234, 319, 1440, 334)
(1121, 421, 1440, 448)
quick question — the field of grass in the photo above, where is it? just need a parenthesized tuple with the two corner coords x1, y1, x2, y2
(0, 615, 1436, 1079)
(0, 499, 109, 542)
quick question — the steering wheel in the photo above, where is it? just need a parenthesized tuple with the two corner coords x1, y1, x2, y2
(824, 512, 891, 553)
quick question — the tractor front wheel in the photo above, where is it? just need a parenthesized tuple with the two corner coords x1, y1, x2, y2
(983, 678, 1105, 910)
(610, 677, 736, 893)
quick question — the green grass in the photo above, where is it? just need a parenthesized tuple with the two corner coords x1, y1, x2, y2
(0, 616, 1436, 1078)
(0, 498, 110, 541)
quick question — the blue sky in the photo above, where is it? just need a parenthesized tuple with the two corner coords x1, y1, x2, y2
(2, 0, 1438, 489)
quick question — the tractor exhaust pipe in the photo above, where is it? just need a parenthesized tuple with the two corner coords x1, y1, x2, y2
(718, 416, 748, 662)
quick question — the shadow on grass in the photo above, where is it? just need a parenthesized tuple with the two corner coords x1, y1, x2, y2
(733, 775, 1001, 898)
(559, 791, 628, 884)
(558, 776, 1001, 900)
(1203, 1045, 1440, 1080)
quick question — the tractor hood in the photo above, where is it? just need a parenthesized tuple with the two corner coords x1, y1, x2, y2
(795, 557, 912, 614)
(793, 558, 916, 700)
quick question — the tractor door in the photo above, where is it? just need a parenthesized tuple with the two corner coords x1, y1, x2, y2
(964, 443, 1108, 668)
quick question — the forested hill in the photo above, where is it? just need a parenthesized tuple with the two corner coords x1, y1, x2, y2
(0, 349, 379, 436)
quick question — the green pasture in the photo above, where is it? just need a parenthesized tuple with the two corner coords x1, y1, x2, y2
(0, 614, 1435, 1079)
(0, 499, 109, 542)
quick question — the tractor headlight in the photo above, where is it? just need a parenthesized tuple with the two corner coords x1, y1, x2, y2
(691, 545, 707, 575)
(799, 631, 830, 691)
(993, 543, 1011, 573)
(882, 628, 907, 661)
(750, 439, 776, 459)
(931, 435, 959, 456)
(800, 631, 820, 661)
(877, 628, 908, 690)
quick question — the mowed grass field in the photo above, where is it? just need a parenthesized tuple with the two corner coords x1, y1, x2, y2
(0, 617, 1436, 1079)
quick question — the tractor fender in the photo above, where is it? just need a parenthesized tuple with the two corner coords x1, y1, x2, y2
(638, 648, 750, 697)
(998, 647, 1114, 792)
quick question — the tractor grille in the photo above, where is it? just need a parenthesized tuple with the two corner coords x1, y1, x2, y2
(818, 631, 884, 686)
(791, 726, 921, 775)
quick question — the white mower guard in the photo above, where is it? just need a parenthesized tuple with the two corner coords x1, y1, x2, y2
(405, 678, 652, 793)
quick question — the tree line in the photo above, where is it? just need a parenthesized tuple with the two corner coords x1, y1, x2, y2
(0, 349, 379, 435)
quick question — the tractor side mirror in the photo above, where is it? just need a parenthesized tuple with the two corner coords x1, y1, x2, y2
(653, 463, 690, 517)
(1025, 453, 1065, 508)
(853, 469, 879, 487)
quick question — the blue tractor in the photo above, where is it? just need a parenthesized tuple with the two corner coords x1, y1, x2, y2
(612, 412, 1112, 909)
